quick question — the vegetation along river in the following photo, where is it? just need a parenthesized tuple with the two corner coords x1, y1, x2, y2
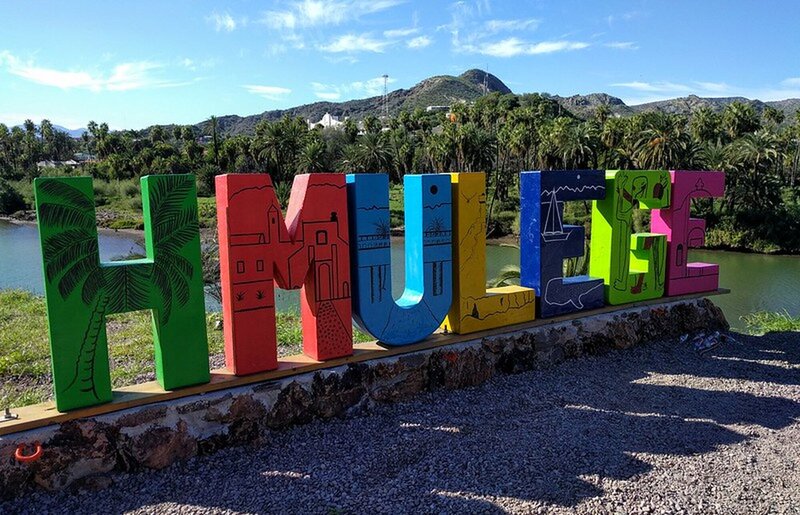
(2, 219, 797, 330)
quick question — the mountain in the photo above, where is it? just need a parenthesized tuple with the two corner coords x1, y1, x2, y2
(193, 69, 513, 136)
(545, 93, 800, 123)
(174, 69, 798, 136)
(12, 123, 87, 138)
(53, 125, 87, 138)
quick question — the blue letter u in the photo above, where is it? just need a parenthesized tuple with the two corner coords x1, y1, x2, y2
(346, 174, 452, 345)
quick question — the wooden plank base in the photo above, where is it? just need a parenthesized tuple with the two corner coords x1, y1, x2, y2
(0, 289, 729, 436)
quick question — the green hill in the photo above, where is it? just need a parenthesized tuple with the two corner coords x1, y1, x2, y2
(193, 69, 512, 137)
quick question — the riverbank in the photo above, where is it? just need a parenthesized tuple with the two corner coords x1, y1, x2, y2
(6, 207, 800, 255)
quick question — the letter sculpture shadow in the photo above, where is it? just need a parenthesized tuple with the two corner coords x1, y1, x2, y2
(443, 172, 535, 333)
(346, 173, 452, 345)
(589, 170, 671, 305)
(34, 175, 209, 411)
(520, 170, 607, 318)
(651, 170, 725, 296)
(216, 174, 352, 375)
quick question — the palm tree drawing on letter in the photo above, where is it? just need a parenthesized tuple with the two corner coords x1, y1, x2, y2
(38, 176, 198, 400)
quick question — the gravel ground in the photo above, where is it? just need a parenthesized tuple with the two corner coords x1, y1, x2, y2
(3, 331, 799, 515)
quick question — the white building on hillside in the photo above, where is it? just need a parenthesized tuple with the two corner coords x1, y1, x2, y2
(308, 112, 344, 130)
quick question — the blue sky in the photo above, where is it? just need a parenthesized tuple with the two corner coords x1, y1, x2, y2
(1, 0, 799, 130)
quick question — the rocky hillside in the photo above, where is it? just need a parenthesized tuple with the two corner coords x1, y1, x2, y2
(194, 69, 511, 136)
(546, 93, 799, 123)
(187, 69, 799, 137)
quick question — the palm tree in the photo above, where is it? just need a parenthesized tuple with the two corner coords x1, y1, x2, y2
(730, 130, 783, 211)
(634, 113, 692, 169)
(356, 132, 392, 173)
(690, 107, 723, 144)
(298, 138, 327, 173)
(722, 102, 760, 140)
(38, 175, 198, 401)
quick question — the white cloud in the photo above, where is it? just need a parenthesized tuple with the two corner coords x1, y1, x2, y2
(207, 12, 239, 32)
(312, 76, 397, 100)
(606, 11, 643, 26)
(781, 77, 800, 87)
(611, 81, 693, 93)
(445, 5, 585, 58)
(179, 57, 219, 71)
(319, 33, 392, 53)
(605, 41, 638, 50)
(466, 38, 589, 57)
(407, 36, 432, 49)
(0, 52, 186, 92)
(316, 91, 342, 100)
(261, 0, 403, 30)
(384, 27, 418, 38)
(351, 76, 397, 96)
(243, 85, 292, 100)
(694, 81, 730, 94)
(484, 18, 540, 33)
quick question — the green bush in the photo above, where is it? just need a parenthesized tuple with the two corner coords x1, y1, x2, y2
(197, 197, 217, 228)
(490, 210, 517, 237)
(0, 179, 25, 214)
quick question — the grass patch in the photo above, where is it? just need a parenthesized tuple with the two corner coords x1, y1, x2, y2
(196, 196, 217, 228)
(741, 310, 800, 335)
(389, 182, 404, 228)
(0, 289, 371, 409)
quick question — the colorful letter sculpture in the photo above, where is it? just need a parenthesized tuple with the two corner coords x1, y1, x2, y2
(442, 172, 535, 333)
(216, 173, 352, 375)
(520, 170, 607, 318)
(34, 175, 210, 411)
(346, 173, 452, 345)
(651, 170, 725, 296)
(589, 170, 671, 305)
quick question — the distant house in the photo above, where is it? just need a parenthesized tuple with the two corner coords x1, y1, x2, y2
(73, 152, 97, 163)
(426, 105, 450, 112)
(37, 159, 80, 170)
(308, 112, 344, 130)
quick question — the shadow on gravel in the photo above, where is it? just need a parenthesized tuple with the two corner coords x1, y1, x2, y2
(3, 332, 799, 514)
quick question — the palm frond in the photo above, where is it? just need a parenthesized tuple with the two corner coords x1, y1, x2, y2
(148, 175, 194, 223)
(37, 180, 93, 211)
(159, 252, 194, 280)
(80, 270, 105, 306)
(38, 203, 95, 230)
(154, 207, 198, 255)
(44, 232, 99, 283)
(104, 266, 152, 313)
(487, 264, 521, 288)
(58, 254, 100, 300)
(151, 262, 173, 324)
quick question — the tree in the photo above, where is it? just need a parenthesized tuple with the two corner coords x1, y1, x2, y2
(690, 107, 723, 144)
(763, 106, 785, 127)
(634, 113, 692, 169)
(723, 102, 760, 139)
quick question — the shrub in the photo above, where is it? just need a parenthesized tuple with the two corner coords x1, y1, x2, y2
(0, 179, 26, 214)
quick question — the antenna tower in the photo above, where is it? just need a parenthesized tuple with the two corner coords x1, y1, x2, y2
(382, 74, 389, 119)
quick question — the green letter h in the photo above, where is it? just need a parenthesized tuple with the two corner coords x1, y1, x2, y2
(34, 175, 209, 411)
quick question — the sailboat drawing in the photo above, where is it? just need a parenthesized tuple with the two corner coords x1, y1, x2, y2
(541, 189, 571, 243)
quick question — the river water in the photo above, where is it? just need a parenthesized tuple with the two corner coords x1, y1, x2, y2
(2, 219, 798, 330)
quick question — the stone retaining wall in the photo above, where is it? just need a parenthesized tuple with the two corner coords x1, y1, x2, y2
(0, 298, 727, 499)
